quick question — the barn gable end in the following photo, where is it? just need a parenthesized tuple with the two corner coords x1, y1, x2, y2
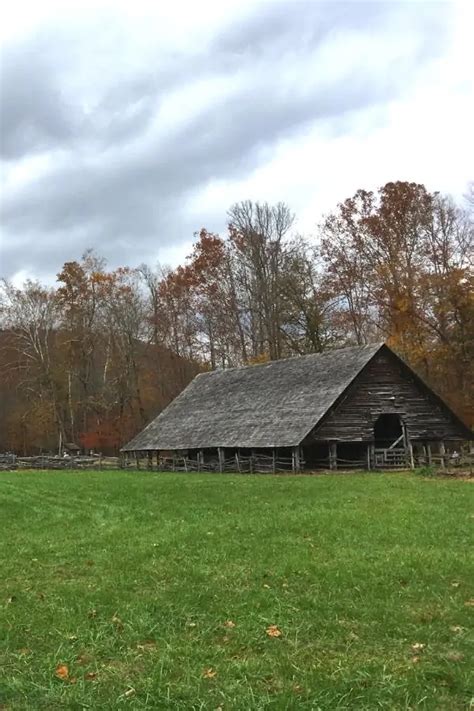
(308, 345, 470, 443)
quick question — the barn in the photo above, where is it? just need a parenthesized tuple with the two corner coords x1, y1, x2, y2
(122, 343, 472, 472)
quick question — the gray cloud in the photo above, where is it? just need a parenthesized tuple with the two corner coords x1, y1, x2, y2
(0, 1, 455, 281)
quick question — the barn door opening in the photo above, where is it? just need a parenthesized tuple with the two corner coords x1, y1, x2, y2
(372, 413, 408, 469)
(374, 413, 403, 447)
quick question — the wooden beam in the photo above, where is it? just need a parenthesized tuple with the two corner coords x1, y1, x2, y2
(439, 441, 446, 470)
(329, 442, 337, 470)
(292, 446, 301, 472)
(218, 447, 224, 473)
(426, 443, 432, 466)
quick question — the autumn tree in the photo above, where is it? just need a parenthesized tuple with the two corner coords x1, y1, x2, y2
(320, 181, 473, 421)
(0, 279, 65, 451)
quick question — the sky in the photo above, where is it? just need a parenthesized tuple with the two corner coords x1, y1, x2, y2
(1, 0, 473, 285)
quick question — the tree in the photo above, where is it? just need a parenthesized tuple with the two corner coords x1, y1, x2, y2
(227, 200, 295, 360)
(0, 279, 64, 451)
(320, 181, 473, 422)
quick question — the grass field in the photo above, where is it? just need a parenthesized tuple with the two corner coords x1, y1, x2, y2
(1, 470, 473, 710)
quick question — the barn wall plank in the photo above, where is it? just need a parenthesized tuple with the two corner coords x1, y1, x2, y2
(308, 351, 466, 442)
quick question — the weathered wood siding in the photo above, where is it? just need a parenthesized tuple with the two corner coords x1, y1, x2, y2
(307, 349, 468, 442)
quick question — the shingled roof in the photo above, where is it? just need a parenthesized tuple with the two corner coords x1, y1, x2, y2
(122, 343, 384, 451)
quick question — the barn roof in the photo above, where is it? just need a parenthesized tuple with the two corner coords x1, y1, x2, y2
(122, 343, 384, 451)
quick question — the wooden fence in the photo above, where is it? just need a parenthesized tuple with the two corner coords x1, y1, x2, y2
(1, 451, 472, 474)
(127, 452, 296, 473)
(0, 454, 121, 471)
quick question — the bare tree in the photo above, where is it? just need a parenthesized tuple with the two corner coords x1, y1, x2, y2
(228, 200, 295, 359)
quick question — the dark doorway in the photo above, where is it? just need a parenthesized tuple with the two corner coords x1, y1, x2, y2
(374, 413, 403, 446)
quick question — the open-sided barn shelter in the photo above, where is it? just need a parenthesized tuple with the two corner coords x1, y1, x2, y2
(122, 343, 472, 471)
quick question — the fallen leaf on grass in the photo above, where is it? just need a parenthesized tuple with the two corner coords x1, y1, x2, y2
(263, 584, 271, 589)
(411, 656, 421, 664)
(18, 648, 31, 656)
(55, 664, 69, 680)
(88, 609, 97, 619)
(187, 622, 197, 628)
(411, 643, 425, 653)
(69, 677, 77, 684)
(464, 599, 474, 607)
(223, 620, 235, 629)
(266, 625, 282, 638)
(451, 581, 460, 588)
(84, 671, 98, 681)
(450, 625, 465, 633)
(203, 668, 217, 679)
(123, 687, 136, 698)
(6, 595, 16, 605)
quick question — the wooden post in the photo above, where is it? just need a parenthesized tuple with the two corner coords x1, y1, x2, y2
(147, 451, 153, 470)
(329, 442, 337, 470)
(292, 446, 301, 472)
(172, 452, 176, 471)
(136, 452, 140, 470)
(235, 451, 240, 473)
(218, 448, 224, 473)
(367, 444, 371, 470)
(439, 441, 446, 470)
(426, 443, 432, 466)
(408, 442, 414, 469)
(422, 444, 427, 466)
(272, 448, 276, 473)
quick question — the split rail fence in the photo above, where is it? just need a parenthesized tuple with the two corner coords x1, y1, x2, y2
(1, 450, 472, 473)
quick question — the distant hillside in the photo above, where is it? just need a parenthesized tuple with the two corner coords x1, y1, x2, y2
(0, 329, 202, 455)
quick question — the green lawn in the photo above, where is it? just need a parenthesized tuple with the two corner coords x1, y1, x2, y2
(1, 471, 473, 710)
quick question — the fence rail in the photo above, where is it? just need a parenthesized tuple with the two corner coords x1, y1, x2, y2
(0, 455, 121, 471)
(1, 451, 472, 473)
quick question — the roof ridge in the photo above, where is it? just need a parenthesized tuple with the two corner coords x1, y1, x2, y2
(199, 342, 384, 376)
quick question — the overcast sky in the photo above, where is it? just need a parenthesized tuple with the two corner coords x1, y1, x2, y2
(1, 0, 473, 285)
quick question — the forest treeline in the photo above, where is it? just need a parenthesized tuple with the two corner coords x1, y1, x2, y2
(1, 181, 473, 454)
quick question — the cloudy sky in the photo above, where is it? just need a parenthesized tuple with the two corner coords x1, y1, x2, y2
(1, 0, 473, 284)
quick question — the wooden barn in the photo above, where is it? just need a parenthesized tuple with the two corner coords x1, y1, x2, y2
(122, 343, 472, 472)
